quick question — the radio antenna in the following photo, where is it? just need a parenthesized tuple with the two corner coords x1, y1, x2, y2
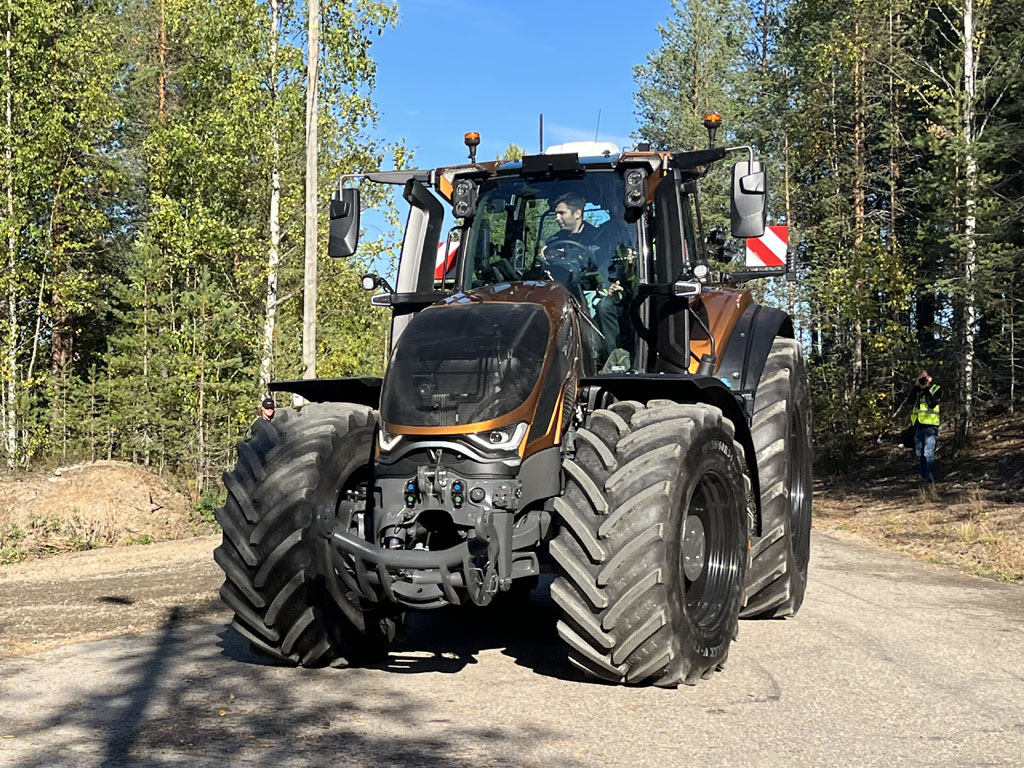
(594, 109, 602, 141)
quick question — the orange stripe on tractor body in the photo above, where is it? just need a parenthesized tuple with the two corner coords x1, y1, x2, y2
(688, 288, 752, 374)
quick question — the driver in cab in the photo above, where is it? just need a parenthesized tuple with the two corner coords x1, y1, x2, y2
(537, 192, 606, 292)
(542, 192, 602, 263)
(536, 192, 631, 370)
(540, 192, 625, 302)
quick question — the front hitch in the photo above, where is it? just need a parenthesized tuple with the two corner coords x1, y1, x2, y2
(315, 505, 503, 609)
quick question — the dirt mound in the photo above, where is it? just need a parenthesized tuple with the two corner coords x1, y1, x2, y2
(0, 461, 200, 562)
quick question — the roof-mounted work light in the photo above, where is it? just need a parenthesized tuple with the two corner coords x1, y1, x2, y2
(464, 131, 480, 163)
(452, 177, 479, 219)
(624, 167, 648, 214)
(703, 113, 722, 149)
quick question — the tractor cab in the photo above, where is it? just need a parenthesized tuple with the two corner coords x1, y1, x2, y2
(332, 131, 773, 384)
(462, 168, 642, 374)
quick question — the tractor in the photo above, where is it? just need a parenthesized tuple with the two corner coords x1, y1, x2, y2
(214, 117, 812, 686)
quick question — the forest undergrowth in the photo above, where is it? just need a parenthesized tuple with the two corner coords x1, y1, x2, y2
(814, 410, 1024, 583)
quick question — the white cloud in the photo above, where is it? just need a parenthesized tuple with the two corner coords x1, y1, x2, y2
(544, 121, 634, 151)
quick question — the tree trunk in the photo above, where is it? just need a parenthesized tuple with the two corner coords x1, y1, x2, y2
(301, 0, 319, 390)
(1010, 280, 1017, 412)
(888, 0, 901, 253)
(50, 304, 73, 379)
(259, 0, 281, 397)
(48, 188, 72, 382)
(956, 0, 978, 449)
(196, 284, 206, 493)
(157, 0, 167, 124)
(26, 275, 42, 383)
(4, 1, 14, 468)
(851, 19, 866, 395)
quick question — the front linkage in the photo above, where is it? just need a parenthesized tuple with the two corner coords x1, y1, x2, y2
(314, 500, 506, 609)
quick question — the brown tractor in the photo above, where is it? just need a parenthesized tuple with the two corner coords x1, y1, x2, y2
(214, 120, 812, 686)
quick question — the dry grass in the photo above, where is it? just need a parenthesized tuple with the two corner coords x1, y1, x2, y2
(0, 461, 208, 564)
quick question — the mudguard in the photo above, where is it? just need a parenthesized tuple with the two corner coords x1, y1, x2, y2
(716, 304, 794, 421)
(579, 373, 758, 513)
(269, 376, 382, 408)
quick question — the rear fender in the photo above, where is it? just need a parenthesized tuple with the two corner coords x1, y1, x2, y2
(269, 377, 382, 409)
(716, 305, 793, 422)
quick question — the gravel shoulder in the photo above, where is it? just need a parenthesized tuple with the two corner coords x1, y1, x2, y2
(814, 412, 1024, 583)
(0, 535, 224, 656)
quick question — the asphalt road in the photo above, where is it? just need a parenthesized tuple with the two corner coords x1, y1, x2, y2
(1, 531, 1022, 768)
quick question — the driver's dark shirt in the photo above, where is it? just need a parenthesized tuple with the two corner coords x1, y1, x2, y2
(545, 221, 604, 276)
(546, 221, 602, 250)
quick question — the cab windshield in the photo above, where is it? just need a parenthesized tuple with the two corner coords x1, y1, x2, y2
(462, 172, 640, 374)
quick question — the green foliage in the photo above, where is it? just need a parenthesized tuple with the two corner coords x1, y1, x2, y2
(0, 524, 25, 564)
(191, 487, 225, 529)
(635, 0, 1024, 463)
(0, 0, 401, 488)
(634, 0, 750, 232)
(499, 143, 526, 161)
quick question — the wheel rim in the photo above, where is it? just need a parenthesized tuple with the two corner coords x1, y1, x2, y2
(681, 515, 706, 581)
(680, 471, 741, 629)
(789, 405, 812, 570)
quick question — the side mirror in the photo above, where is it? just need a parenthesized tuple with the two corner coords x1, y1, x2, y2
(328, 187, 360, 258)
(730, 160, 767, 238)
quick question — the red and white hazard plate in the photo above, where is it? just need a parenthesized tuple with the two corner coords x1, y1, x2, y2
(745, 225, 788, 268)
(435, 241, 458, 280)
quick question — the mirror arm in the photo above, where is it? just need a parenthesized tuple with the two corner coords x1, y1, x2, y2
(338, 170, 433, 187)
(724, 145, 755, 165)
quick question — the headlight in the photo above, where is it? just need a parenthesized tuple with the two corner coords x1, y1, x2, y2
(378, 429, 403, 452)
(465, 422, 528, 453)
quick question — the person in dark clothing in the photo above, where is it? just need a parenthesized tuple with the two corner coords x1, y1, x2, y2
(541, 192, 603, 264)
(549, 192, 599, 240)
(244, 397, 276, 441)
(901, 371, 941, 482)
(539, 193, 633, 368)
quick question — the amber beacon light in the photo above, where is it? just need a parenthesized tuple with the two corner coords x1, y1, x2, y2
(464, 131, 480, 162)
(703, 113, 722, 148)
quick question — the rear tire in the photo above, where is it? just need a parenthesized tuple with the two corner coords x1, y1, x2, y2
(741, 338, 813, 619)
(214, 402, 400, 666)
(551, 400, 749, 686)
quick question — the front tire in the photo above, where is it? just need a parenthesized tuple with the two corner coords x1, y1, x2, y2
(551, 400, 749, 686)
(214, 403, 400, 666)
(741, 338, 813, 618)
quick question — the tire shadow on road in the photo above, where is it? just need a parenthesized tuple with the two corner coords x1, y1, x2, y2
(216, 575, 588, 684)
(8, 603, 571, 768)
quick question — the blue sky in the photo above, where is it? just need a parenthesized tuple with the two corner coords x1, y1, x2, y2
(358, 0, 672, 258)
(372, 0, 670, 169)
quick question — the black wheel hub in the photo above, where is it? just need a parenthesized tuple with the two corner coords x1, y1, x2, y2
(680, 473, 741, 630)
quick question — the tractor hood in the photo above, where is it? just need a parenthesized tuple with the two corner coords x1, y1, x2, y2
(379, 281, 580, 457)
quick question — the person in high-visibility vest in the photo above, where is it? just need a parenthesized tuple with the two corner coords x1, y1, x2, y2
(901, 370, 941, 482)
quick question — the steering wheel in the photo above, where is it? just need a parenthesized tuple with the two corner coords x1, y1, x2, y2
(544, 238, 591, 265)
